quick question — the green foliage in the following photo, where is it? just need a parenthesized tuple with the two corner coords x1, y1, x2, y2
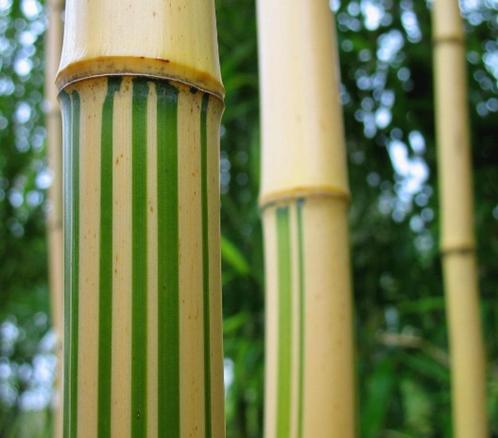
(0, 0, 54, 436)
(0, 0, 496, 436)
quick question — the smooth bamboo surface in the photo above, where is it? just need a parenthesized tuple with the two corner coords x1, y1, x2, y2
(60, 77, 224, 438)
(57, 0, 223, 97)
(258, 1, 355, 436)
(433, 1, 488, 436)
(58, 1, 225, 436)
(258, 0, 349, 207)
(262, 199, 354, 438)
(44, 0, 64, 437)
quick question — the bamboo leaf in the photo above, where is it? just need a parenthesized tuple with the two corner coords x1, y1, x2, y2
(221, 235, 250, 276)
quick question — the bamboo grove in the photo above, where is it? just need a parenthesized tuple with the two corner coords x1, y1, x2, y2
(40, 0, 490, 436)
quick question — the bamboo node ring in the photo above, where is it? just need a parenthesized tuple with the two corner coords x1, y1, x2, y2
(259, 185, 351, 209)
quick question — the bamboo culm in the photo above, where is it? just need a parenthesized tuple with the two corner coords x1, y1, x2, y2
(44, 0, 64, 437)
(433, 0, 488, 436)
(262, 198, 354, 438)
(258, 1, 355, 436)
(61, 76, 225, 438)
(58, 1, 226, 436)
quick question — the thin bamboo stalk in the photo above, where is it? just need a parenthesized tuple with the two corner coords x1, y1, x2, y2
(257, 1, 355, 437)
(57, 2, 225, 437)
(433, 1, 488, 437)
(44, 0, 64, 436)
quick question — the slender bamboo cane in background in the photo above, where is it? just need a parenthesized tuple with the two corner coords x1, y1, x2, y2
(57, 1, 225, 436)
(257, 1, 355, 437)
(44, 0, 64, 436)
(433, 1, 488, 436)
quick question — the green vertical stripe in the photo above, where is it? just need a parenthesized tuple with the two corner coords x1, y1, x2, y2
(201, 94, 212, 437)
(156, 81, 180, 438)
(60, 90, 71, 438)
(276, 206, 292, 438)
(98, 77, 121, 438)
(59, 91, 71, 437)
(297, 199, 306, 438)
(69, 92, 81, 438)
(132, 79, 149, 437)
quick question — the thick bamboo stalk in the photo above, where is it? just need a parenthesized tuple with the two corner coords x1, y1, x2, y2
(57, 2, 225, 437)
(44, 0, 64, 436)
(257, 1, 355, 437)
(433, 1, 488, 437)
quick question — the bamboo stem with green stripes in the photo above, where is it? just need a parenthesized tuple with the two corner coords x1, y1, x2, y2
(57, 1, 225, 437)
(257, 2, 355, 437)
(433, 1, 488, 436)
(44, 0, 64, 436)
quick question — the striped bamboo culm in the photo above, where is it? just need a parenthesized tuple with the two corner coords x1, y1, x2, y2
(263, 197, 355, 438)
(60, 76, 225, 438)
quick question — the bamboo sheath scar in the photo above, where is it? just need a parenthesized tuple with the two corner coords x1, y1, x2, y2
(258, 1, 355, 437)
(433, 1, 488, 436)
(60, 77, 224, 438)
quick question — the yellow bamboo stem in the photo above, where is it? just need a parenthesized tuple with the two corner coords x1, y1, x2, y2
(57, 1, 223, 98)
(257, 1, 355, 437)
(44, 0, 64, 436)
(433, 1, 488, 436)
(57, 1, 225, 437)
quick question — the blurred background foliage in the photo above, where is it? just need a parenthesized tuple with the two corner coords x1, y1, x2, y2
(0, 0, 496, 436)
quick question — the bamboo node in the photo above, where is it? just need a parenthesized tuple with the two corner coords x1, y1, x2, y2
(47, 218, 63, 232)
(440, 241, 476, 255)
(56, 57, 224, 99)
(259, 185, 350, 209)
(432, 35, 465, 46)
(47, 0, 64, 10)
